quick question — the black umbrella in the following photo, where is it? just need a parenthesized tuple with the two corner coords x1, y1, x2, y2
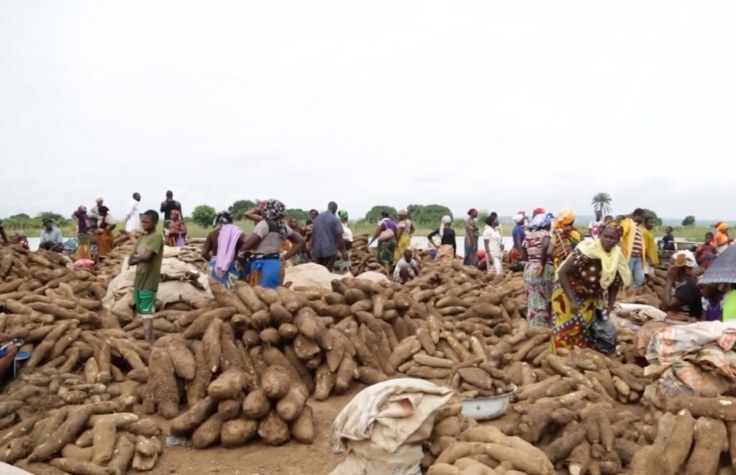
(700, 245, 736, 284)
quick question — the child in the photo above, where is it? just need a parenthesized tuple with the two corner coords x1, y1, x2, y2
(129, 210, 164, 344)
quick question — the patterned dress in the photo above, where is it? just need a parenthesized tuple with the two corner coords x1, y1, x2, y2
(522, 229, 553, 328)
(551, 249, 623, 351)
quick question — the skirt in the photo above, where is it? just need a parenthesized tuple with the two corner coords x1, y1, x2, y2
(209, 257, 240, 290)
(377, 239, 396, 265)
(550, 284, 604, 352)
(523, 262, 553, 328)
(97, 230, 113, 258)
(463, 237, 478, 266)
(77, 233, 91, 260)
(333, 250, 352, 275)
(435, 244, 455, 263)
(245, 257, 284, 289)
(393, 232, 411, 262)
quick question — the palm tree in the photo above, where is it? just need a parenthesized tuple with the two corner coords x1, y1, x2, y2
(591, 192, 612, 215)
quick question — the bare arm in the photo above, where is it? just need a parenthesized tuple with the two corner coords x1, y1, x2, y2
(557, 253, 579, 313)
(283, 232, 306, 261)
(241, 232, 263, 252)
(368, 224, 382, 246)
(539, 235, 550, 267)
(244, 208, 263, 222)
(129, 248, 154, 266)
(607, 283, 619, 314)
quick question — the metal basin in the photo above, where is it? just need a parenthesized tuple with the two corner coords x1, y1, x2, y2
(460, 384, 517, 421)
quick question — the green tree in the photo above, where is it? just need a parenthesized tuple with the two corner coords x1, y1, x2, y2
(286, 208, 310, 222)
(191, 205, 217, 228)
(591, 192, 612, 215)
(36, 211, 68, 225)
(406, 204, 453, 225)
(229, 200, 257, 220)
(681, 215, 696, 226)
(642, 209, 662, 226)
(364, 205, 398, 224)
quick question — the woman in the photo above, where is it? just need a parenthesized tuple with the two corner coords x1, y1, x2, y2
(509, 212, 527, 265)
(334, 210, 353, 275)
(287, 218, 310, 266)
(428, 215, 456, 262)
(202, 211, 244, 290)
(700, 284, 724, 322)
(393, 209, 415, 263)
(713, 222, 731, 255)
(522, 213, 553, 328)
(165, 209, 187, 247)
(695, 232, 717, 269)
(482, 213, 503, 275)
(73, 205, 91, 260)
(549, 208, 581, 272)
(96, 206, 116, 260)
(658, 250, 702, 319)
(464, 209, 479, 266)
(551, 224, 631, 351)
(369, 211, 398, 269)
(241, 199, 305, 288)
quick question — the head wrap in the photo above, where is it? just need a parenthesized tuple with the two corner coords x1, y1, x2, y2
(398, 209, 408, 217)
(555, 207, 575, 228)
(565, 239, 632, 289)
(512, 213, 525, 225)
(533, 207, 545, 216)
(440, 215, 452, 237)
(338, 210, 348, 220)
(671, 250, 696, 268)
(213, 211, 233, 227)
(717, 222, 729, 232)
(531, 214, 545, 230)
(263, 199, 288, 237)
(77, 205, 87, 214)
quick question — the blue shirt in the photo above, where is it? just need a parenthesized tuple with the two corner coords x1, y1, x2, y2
(311, 212, 343, 258)
(512, 225, 525, 248)
(40, 227, 63, 244)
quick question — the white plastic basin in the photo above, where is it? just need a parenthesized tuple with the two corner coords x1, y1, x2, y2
(460, 384, 517, 421)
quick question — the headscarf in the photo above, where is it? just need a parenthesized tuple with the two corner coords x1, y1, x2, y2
(398, 209, 408, 217)
(555, 207, 575, 228)
(263, 199, 288, 237)
(213, 211, 233, 227)
(530, 213, 545, 230)
(567, 238, 632, 289)
(338, 210, 349, 220)
(440, 215, 452, 237)
(533, 207, 545, 216)
(512, 213, 526, 224)
(717, 222, 729, 233)
(77, 205, 87, 215)
(671, 250, 697, 268)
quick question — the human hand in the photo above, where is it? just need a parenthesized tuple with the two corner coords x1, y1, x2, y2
(13, 328, 29, 340)
(534, 266, 543, 277)
(569, 300, 580, 315)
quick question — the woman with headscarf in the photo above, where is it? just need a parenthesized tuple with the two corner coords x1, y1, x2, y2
(165, 209, 187, 247)
(464, 209, 479, 266)
(201, 211, 244, 289)
(509, 211, 527, 265)
(334, 210, 353, 275)
(548, 207, 581, 272)
(96, 206, 116, 260)
(482, 213, 503, 275)
(428, 215, 456, 262)
(393, 209, 415, 263)
(369, 211, 398, 269)
(73, 205, 91, 260)
(522, 213, 553, 328)
(551, 223, 631, 352)
(241, 199, 306, 288)
(713, 222, 732, 255)
(286, 217, 310, 266)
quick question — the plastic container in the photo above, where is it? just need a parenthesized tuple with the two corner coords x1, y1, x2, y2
(460, 384, 517, 421)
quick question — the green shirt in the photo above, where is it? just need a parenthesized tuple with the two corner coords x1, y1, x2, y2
(724, 290, 736, 321)
(132, 233, 164, 291)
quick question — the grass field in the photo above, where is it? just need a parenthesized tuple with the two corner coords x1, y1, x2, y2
(10, 220, 713, 244)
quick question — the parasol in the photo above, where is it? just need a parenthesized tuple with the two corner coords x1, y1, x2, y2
(699, 245, 736, 284)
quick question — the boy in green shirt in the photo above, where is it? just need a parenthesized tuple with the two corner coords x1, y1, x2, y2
(129, 210, 164, 344)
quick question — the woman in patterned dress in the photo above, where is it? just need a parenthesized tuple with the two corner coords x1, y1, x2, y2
(522, 213, 553, 327)
(551, 223, 631, 351)
(549, 207, 581, 272)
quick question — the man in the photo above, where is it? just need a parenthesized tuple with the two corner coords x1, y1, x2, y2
(125, 192, 142, 234)
(160, 190, 182, 222)
(620, 208, 655, 290)
(589, 210, 604, 239)
(0, 220, 8, 245)
(658, 250, 702, 320)
(39, 219, 64, 252)
(89, 197, 103, 221)
(310, 202, 345, 272)
(129, 210, 164, 344)
(393, 249, 420, 284)
(642, 217, 659, 279)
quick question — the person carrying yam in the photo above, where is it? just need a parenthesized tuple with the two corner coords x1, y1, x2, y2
(128, 210, 164, 344)
(202, 211, 244, 290)
(392, 209, 414, 263)
(548, 207, 581, 273)
(427, 215, 456, 263)
(95, 206, 116, 259)
(551, 222, 631, 352)
(368, 210, 397, 270)
(241, 199, 305, 288)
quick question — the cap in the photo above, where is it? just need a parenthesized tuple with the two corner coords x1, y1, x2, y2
(671, 250, 696, 268)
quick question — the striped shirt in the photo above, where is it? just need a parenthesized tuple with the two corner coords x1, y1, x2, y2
(631, 224, 643, 257)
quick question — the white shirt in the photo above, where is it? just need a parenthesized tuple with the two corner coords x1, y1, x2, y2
(393, 258, 419, 282)
(342, 223, 353, 243)
(125, 200, 141, 233)
(482, 225, 503, 255)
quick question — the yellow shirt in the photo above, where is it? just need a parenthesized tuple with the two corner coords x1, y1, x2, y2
(620, 218, 656, 263)
(643, 228, 659, 265)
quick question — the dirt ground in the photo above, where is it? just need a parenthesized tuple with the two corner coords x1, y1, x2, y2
(149, 390, 360, 475)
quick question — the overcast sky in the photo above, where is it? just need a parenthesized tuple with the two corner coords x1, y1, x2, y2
(1, 1, 735, 223)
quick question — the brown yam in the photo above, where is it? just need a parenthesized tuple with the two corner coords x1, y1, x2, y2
(276, 384, 307, 422)
(662, 409, 695, 475)
(293, 334, 321, 360)
(483, 442, 554, 475)
(26, 321, 72, 369)
(208, 369, 247, 400)
(325, 329, 347, 372)
(107, 433, 135, 474)
(667, 396, 736, 421)
(220, 322, 246, 372)
(414, 353, 454, 369)
(314, 364, 337, 401)
(170, 396, 217, 436)
(294, 307, 325, 340)
(235, 282, 267, 312)
(278, 323, 299, 341)
(258, 410, 291, 446)
(262, 365, 291, 399)
(149, 346, 179, 419)
(335, 352, 357, 394)
(356, 366, 388, 385)
(187, 341, 211, 404)
(427, 464, 461, 475)
(1, 436, 33, 463)
(685, 417, 727, 475)
(457, 367, 494, 390)
(166, 335, 196, 380)
(128, 418, 160, 437)
(729, 422, 736, 467)
(210, 279, 249, 314)
(49, 458, 109, 475)
(61, 444, 93, 461)
(290, 403, 314, 444)
(260, 327, 282, 346)
(192, 413, 223, 449)
(29, 405, 99, 462)
(182, 307, 236, 338)
(242, 388, 271, 419)
(202, 318, 223, 373)
(91, 418, 115, 465)
(221, 418, 258, 447)
(263, 346, 302, 383)
(388, 336, 421, 370)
